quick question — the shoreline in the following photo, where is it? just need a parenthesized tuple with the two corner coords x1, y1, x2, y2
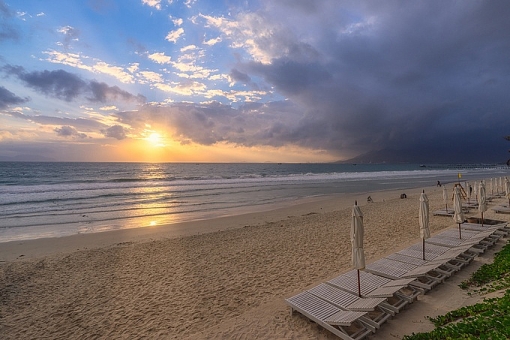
(1, 183, 508, 339)
(1, 185, 428, 262)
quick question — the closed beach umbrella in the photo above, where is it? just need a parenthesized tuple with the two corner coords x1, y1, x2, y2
(490, 178, 494, 196)
(466, 181, 471, 203)
(500, 177, 504, 194)
(453, 185, 464, 238)
(506, 177, 510, 206)
(478, 181, 487, 226)
(419, 191, 430, 260)
(351, 201, 365, 297)
(442, 185, 448, 212)
(473, 181, 478, 202)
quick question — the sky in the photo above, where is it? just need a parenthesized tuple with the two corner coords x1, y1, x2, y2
(1, 0, 510, 163)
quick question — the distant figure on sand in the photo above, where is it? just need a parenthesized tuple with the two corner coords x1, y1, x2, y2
(400, 193, 407, 199)
(437, 180, 441, 187)
(367, 196, 373, 203)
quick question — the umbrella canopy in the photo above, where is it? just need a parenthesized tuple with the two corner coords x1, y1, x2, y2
(506, 178, 510, 204)
(351, 202, 365, 270)
(478, 181, 487, 227)
(453, 186, 464, 224)
(419, 192, 430, 239)
(453, 185, 464, 238)
(466, 181, 471, 201)
(478, 181, 487, 214)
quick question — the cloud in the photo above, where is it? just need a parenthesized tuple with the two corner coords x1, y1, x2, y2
(43, 50, 135, 83)
(0, 86, 29, 109)
(229, 68, 258, 89)
(0, 0, 20, 42)
(165, 27, 184, 43)
(102, 124, 127, 140)
(207, 0, 510, 162)
(141, 0, 161, 10)
(148, 52, 172, 64)
(3, 65, 146, 104)
(4, 67, 88, 101)
(99, 105, 118, 111)
(171, 17, 183, 26)
(114, 101, 304, 146)
(4, 110, 106, 131)
(203, 37, 221, 46)
(54, 125, 87, 138)
(88, 81, 146, 103)
(57, 25, 80, 49)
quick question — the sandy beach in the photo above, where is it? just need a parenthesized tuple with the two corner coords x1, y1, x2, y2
(1, 184, 508, 339)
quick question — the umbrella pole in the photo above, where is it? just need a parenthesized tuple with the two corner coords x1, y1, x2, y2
(481, 211, 484, 227)
(458, 223, 462, 239)
(357, 269, 361, 297)
(422, 238, 425, 260)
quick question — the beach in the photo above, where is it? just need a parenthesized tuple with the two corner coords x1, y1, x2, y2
(1, 184, 509, 339)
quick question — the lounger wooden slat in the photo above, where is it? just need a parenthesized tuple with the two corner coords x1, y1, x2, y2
(365, 258, 443, 290)
(327, 272, 415, 309)
(286, 292, 372, 340)
(387, 253, 427, 266)
(308, 284, 392, 330)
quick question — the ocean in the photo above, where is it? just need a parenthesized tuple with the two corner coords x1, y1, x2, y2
(0, 162, 508, 242)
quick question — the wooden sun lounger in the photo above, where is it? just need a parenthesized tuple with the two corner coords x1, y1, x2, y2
(433, 209, 454, 216)
(461, 223, 508, 237)
(286, 291, 373, 340)
(493, 206, 510, 214)
(397, 243, 473, 270)
(424, 229, 492, 253)
(327, 270, 418, 310)
(405, 242, 450, 258)
(464, 201, 478, 208)
(308, 283, 392, 331)
(365, 258, 445, 291)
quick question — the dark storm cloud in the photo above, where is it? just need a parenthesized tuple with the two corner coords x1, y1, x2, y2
(0, 86, 28, 109)
(227, 0, 510, 162)
(54, 125, 88, 138)
(102, 125, 127, 140)
(229, 68, 259, 90)
(88, 81, 146, 103)
(229, 69, 251, 83)
(2, 65, 146, 104)
(9, 67, 88, 101)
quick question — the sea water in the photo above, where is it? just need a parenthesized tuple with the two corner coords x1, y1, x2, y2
(0, 162, 508, 242)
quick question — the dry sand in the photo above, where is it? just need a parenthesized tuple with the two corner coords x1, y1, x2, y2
(1, 185, 508, 339)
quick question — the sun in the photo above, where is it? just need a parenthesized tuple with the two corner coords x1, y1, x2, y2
(146, 132, 163, 147)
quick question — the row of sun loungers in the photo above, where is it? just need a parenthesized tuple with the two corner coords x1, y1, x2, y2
(493, 205, 510, 214)
(286, 221, 507, 339)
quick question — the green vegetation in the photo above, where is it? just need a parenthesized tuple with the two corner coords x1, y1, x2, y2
(403, 241, 510, 340)
(460, 242, 510, 294)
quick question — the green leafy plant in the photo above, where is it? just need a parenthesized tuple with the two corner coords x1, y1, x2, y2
(460, 242, 510, 293)
(403, 290, 510, 339)
(403, 241, 510, 339)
